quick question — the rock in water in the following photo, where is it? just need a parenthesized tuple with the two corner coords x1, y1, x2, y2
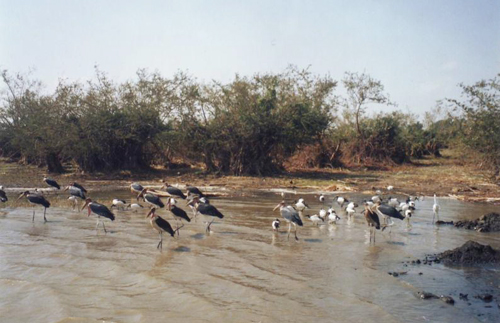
(437, 241, 500, 266)
(454, 213, 500, 232)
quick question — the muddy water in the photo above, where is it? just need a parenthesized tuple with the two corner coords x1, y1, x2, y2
(1, 191, 499, 323)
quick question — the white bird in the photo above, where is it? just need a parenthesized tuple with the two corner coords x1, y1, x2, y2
(319, 194, 325, 203)
(319, 208, 327, 220)
(387, 197, 399, 208)
(432, 194, 440, 223)
(335, 196, 348, 208)
(404, 209, 413, 228)
(295, 198, 309, 212)
(371, 195, 381, 203)
(68, 196, 79, 210)
(111, 198, 127, 210)
(306, 214, 324, 226)
(327, 208, 341, 224)
(128, 203, 144, 212)
(387, 185, 394, 191)
(346, 204, 357, 218)
(272, 218, 280, 231)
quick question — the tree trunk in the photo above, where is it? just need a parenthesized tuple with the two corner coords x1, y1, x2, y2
(46, 152, 65, 173)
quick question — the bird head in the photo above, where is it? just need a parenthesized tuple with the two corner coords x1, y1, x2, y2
(273, 201, 285, 211)
(137, 188, 147, 201)
(0, 185, 3, 190)
(17, 191, 29, 200)
(146, 207, 156, 218)
(81, 198, 92, 214)
(275, 218, 280, 223)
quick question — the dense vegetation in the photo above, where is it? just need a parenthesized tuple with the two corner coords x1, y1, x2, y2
(1, 68, 495, 177)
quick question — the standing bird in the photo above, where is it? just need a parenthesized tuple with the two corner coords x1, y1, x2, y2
(404, 209, 413, 228)
(319, 194, 325, 203)
(166, 198, 191, 235)
(373, 201, 405, 229)
(387, 185, 394, 191)
(319, 208, 327, 221)
(334, 196, 349, 208)
(190, 197, 224, 233)
(432, 194, 440, 223)
(364, 203, 381, 243)
(130, 183, 144, 194)
(387, 197, 400, 208)
(346, 203, 357, 218)
(128, 203, 144, 213)
(65, 185, 86, 199)
(17, 191, 50, 222)
(186, 185, 204, 197)
(327, 208, 341, 224)
(137, 188, 165, 209)
(146, 207, 181, 250)
(0, 186, 7, 202)
(272, 219, 280, 231)
(111, 198, 127, 210)
(306, 214, 324, 226)
(161, 182, 187, 199)
(273, 201, 303, 240)
(43, 176, 60, 190)
(81, 198, 115, 233)
(71, 182, 87, 193)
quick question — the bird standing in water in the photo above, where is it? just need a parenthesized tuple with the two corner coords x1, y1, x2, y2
(273, 201, 303, 241)
(146, 207, 182, 250)
(364, 203, 381, 243)
(17, 191, 51, 222)
(432, 194, 440, 223)
(81, 198, 115, 233)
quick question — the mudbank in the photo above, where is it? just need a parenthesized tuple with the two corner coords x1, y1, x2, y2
(454, 213, 500, 232)
(437, 241, 500, 266)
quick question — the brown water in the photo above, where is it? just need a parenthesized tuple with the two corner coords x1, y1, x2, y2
(1, 190, 499, 323)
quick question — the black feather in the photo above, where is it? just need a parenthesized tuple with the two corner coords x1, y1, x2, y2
(165, 186, 187, 199)
(0, 189, 7, 202)
(197, 203, 224, 218)
(72, 182, 87, 193)
(27, 194, 50, 208)
(44, 178, 60, 190)
(170, 205, 191, 222)
(154, 216, 176, 237)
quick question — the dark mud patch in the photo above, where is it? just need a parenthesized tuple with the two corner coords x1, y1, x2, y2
(454, 213, 500, 232)
(437, 241, 500, 266)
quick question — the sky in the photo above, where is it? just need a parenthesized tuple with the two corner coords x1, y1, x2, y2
(1, 0, 499, 115)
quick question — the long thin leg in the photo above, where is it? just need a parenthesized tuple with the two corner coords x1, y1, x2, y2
(294, 223, 299, 241)
(373, 228, 376, 243)
(32, 209, 35, 223)
(206, 219, 215, 233)
(102, 220, 107, 234)
(157, 232, 163, 250)
(43, 208, 47, 223)
(95, 218, 100, 231)
(287, 222, 291, 240)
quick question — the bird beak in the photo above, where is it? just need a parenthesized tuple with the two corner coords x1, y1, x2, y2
(146, 209, 154, 218)
(273, 204, 281, 211)
(17, 192, 25, 200)
(81, 200, 89, 213)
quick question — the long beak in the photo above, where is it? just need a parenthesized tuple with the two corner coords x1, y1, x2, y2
(273, 204, 281, 211)
(81, 201, 89, 212)
(146, 208, 154, 218)
(17, 193, 25, 201)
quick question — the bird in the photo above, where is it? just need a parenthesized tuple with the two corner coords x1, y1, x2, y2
(68, 195, 79, 210)
(364, 203, 381, 243)
(130, 183, 144, 194)
(111, 198, 127, 210)
(43, 176, 60, 190)
(17, 191, 50, 222)
(345, 203, 357, 218)
(137, 188, 165, 209)
(128, 203, 144, 212)
(189, 197, 224, 232)
(166, 198, 191, 235)
(273, 201, 303, 240)
(0, 186, 7, 202)
(64, 185, 86, 200)
(81, 198, 115, 233)
(186, 185, 204, 197)
(319, 194, 325, 203)
(146, 207, 181, 250)
(306, 214, 324, 226)
(432, 194, 440, 223)
(334, 196, 349, 208)
(295, 198, 309, 211)
(71, 182, 87, 193)
(373, 201, 405, 229)
(371, 195, 382, 203)
(272, 219, 280, 231)
(404, 209, 413, 228)
(319, 208, 327, 221)
(387, 197, 399, 208)
(387, 185, 394, 191)
(327, 208, 341, 224)
(161, 181, 187, 199)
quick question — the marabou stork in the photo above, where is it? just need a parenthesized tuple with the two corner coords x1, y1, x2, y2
(146, 207, 182, 250)
(273, 201, 303, 240)
(432, 194, 440, 223)
(0, 186, 7, 202)
(64, 185, 86, 210)
(272, 219, 280, 231)
(130, 182, 144, 194)
(17, 191, 50, 222)
(161, 182, 187, 199)
(137, 188, 165, 209)
(190, 197, 224, 233)
(373, 201, 404, 229)
(364, 203, 381, 243)
(186, 185, 204, 197)
(81, 198, 115, 233)
(166, 198, 190, 236)
(43, 176, 60, 190)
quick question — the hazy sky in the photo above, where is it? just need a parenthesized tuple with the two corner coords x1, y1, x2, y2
(1, 0, 499, 115)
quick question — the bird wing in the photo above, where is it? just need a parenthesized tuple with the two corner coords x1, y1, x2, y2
(73, 182, 87, 193)
(0, 190, 7, 202)
(154, 216, 175, 237)
(70, 187, 86, 199)
(282, 206, 303, 226)
(28, 194, 50, 208)
(171, 206, 191, 222)
(146, 194, 164, 208)
(45, 178, 60, 189)
(90, 203, 115, 221)
(187, 186, 204, 196)
(131, 183, 143, 191)
(198, 204, 224, 218)
(166, 186, 186, 199)
(377, 204, 404, 220)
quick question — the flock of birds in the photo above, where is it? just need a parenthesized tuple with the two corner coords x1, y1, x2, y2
(0, 178, 442, 249)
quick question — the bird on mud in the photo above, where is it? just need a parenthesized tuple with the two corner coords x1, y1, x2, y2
(64, 185, 86, 210)
(161, 181, 187, 199)
(295, 198, 309, 219)
(43, 176, 60, 190)
(130, 182, 144, 194)
(137, 188, 165, 209)
(0, 186, 7, 202)
(189, 197, 224, 233)
(345, 202, 358, 218)
(404, 209, 413, 228)
(81, 198, 115, 233)
(166, 198, 191, 236)
(306, 214, 325, 226)
(146, 207, 182, 250)
(273, 201, 303, 241)
(319, 208, 327, 221)
(17, 191, 51, 222)
(364, 203, 381, 243)
(432, 194, 440, 223)
(272, 218, 280, 231)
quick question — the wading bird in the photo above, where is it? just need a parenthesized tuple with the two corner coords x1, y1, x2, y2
(295, 198, 309, 212)
(364, 203, 381, 243)
(130, 183, 144, 194)
(334, 196, 349, 208)
(166, 198, 190, 235)
(161, 181, 187, 199)
(373, 201, 405, 229)
(189, 197, 224, 233)
(346, 203, 357, 218)
(128, 203, 144, 212)
(81, 198, 115, 233)
(404, 209, 413, 228)
(272, 219, 280, 231)
(306, 214, 324, 226)
(319, 194, 325, 203)
(17, 191, 50, 222)
(387, 185, 394, 191)
(0, 186, 7, 202)
(71, 182, 87, 193)
(43, 176, 60, 190)
(186, 185, 204, 197)
(65, 185, 86, 200)
(432, 194, 440, 223)
(111, 198, 127, 210)
(146, 207, 182, 250)
(273, 201, 303, 240)
(327, 208, 341, 224)
(137, 188, 165, 209)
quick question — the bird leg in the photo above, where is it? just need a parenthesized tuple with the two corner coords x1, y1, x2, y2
(206, 219, 215, 233)
(43, 207, 47, 223)
(95, 218, 100, 231)
(287, 222, 292, 240)
(32, 208, 35, 223)
(157, 232, 163, 250)
(102, 220, 107, 234)
(294, 223, 299, 241)
(174, 224, 184, 238)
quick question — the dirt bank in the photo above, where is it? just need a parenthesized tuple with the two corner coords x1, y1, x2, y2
(436, 241, 500, 266)
(454, 213, 500, 232)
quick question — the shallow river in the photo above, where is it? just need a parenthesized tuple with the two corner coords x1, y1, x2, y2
(1, 190, 499, 322)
